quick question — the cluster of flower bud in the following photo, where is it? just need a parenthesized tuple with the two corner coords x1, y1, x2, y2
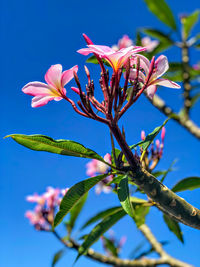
(140, 127, 166, 171)
(25, 187, 68, 231)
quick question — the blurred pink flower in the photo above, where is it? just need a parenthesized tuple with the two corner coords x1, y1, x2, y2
(86, 153, 111, 177)
(112, 35, 134, 51)
(141, 36, 159, 52)
(86, 153, 113, 194)
(25, 186, 68, 230)
(22, 64, 78, 107)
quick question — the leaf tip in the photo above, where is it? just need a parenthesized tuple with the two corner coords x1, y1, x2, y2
(3, 134, 13, 139)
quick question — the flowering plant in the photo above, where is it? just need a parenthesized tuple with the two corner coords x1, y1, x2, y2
(6, 0, 200, 266)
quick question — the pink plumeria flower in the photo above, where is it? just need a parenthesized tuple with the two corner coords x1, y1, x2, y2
(22, 64, 78, 107)
(77, 36, 146, 73)
(112, 35, 134, 51)
(86, 153, 111, 177)
(141, 37, 159, 52)
(129, 55, 181, 99)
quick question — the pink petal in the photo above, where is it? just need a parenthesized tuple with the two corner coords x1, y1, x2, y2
(61, 65, 78, 87)
(161, 127, 166, 142)
(129, 69, 146, 83)
(77, 47, 95, 55)
(78, 45, 114, 57)
(153, 55, 169, 79)
(141, 130, 146, 140)
(129, 46, 147, 53)
(31, 95, 56, 108)
(71, 87, 80, 95)
(88, 45, 114, 54)
(146, 85, 157, 99)
(135, 54, 150, 74)
(151, 78, 181, 88)
(44, 64, 62, 89)
(83, 33, 94, 45)
(22, 82, 51, 96)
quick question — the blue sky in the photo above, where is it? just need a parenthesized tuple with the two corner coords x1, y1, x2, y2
(2, 0, 200, 266)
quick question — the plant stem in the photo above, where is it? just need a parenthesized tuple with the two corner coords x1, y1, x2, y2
(109, 123, 200, 230)
(52, 230, 192, 267)
(182, 40, 192, 117)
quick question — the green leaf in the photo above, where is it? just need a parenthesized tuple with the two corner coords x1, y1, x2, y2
(141, 118, 169, 152)
(78, 209, 126, 258)
(162, 71, 183, 82)
(182, 10, 200, 39)
(52, 249, 65, 267)
(128, 240, 146, 259)
(135, 31, 142, 46)
(150, 41, 173, 55)
(111, 148, 121, 167)
(130, 197, 147, 204)
(190, 67, 200, 80)
(142, 28, 173, 43)
(81, 206, 122, 229)
(169, 62, 183, 72)
(6, 134, 104, 161)
(66, 193, 88, 233)
(191, 93, 200, 108)
(117, 176, 135, 218)
(107, 175, 124, 186)
(160, 159, 177, 183)
(144, 0, 177, 30)
(163, 63, 184, 82)
(86, 55, 111, 67)
(172, 177, 200, 193)
(163, 214, 184, 243)
(102, 236, 118, 257)
(130, 118, 169, 153)
(54, 174, 108, 227)
(152, 170, 166, 178)
(133, 204, 150, 227)
(195, 43, 200, 49)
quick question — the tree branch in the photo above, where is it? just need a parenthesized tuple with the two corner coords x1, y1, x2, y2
(182, 41, 192, 117)
(139, 224, 167, 258)
(52, 230, 192, 267)
(144, 92, 200, 139)
(109, 123, 200, 230)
